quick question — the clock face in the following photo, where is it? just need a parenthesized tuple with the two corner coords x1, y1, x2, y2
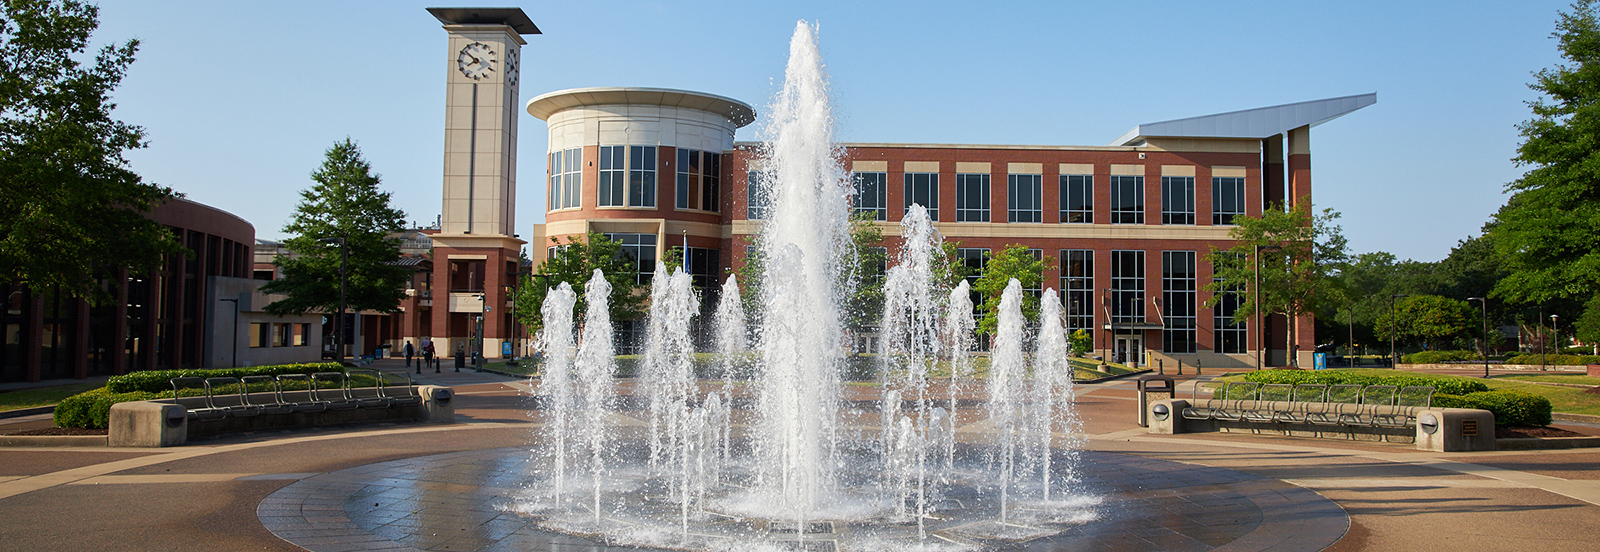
(456, 42, 496, 80)
(505, 50, 518, 87)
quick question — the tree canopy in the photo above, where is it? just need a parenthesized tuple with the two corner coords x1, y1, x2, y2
(1374, 295, 1476, 350)
(513, 232, 645, 334)
(0, 0, 182, 303)
(260, 139, 411, 316)
(1491, 1, 1600, 309)
(1204, 203, 1347, 366)
(971, 245, 1047, 337)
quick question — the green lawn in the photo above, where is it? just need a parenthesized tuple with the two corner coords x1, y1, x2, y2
(0, 383, 102, 412)
(1495, 373, 1600, 386)
(1214, 368, 1600, 417)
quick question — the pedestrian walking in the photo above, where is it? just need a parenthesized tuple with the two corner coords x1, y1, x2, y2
(404, 340, 415, 371)
(422, 337, 437, 373)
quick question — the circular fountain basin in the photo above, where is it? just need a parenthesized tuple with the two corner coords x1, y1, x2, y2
(259, 445, 1347, 552)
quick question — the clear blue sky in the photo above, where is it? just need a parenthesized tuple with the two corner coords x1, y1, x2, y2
(92, 0, 1568, 262)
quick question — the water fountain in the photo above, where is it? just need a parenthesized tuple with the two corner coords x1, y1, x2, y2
(518, 20, 1094, 551)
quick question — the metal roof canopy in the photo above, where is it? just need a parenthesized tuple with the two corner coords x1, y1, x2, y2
(426, 7, 541, 35)
(1110, 93, 1376, 146)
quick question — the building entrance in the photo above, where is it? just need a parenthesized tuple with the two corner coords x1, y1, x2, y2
(1115, 334, 1143, 368)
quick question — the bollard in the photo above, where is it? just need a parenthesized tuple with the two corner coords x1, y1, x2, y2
(1177, 360, 1184, 375)
(1196, 358, 1202, 376)
(1158, 359, 1164, 375)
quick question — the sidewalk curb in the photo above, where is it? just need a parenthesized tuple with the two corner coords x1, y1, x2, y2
(0, 435, 106, 447)
(1554, 412, 1600, 424)
(0, 406, 54, 420)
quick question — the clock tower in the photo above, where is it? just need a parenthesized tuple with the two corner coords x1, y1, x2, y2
(424, 8, 539, 360)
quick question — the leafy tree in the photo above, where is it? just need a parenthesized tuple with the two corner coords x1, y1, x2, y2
(0, 0, 182, 303)
(1069, 329, 1093, 357)
(971, 245, 1048, 337)
(1205, 203, 1348, 367)
(260, 139, 410, 317)
(1374, 295, 1476, 350)
(513, 232, 644, 334)
(1490, 1, 1600, 315)
(1575, 294, 1600, 352)
(843, 213, 888, 335)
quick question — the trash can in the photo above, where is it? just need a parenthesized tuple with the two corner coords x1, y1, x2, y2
(1137, 375, 1176, 427)
(454, 348, 465, 372)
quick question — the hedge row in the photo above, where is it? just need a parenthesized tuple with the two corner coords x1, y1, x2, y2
(1502, 353, 1600, 366)
(54, 388, 160, 429)
(1434, 390, 1553, 427)
(1401, 350, 1481, 364)
(104, 363, 345, 393)
(1239, 369, 1490, 395)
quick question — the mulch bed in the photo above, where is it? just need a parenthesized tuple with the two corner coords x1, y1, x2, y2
(1497, 426, 1586, 438)
(1583, 386, 1600, 395)
(3, 427, 107, 436)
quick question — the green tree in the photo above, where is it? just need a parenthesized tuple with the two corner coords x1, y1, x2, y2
(513, 232, 645, 334)
(971, 245, 1048, 337)
(260, 139, 411, 317)
(843, 214, 888, 335)
(1375, 295, 1476, 350)
(1069, 329, 1093, 357)
(1205, 203, 1348, 367)
(0, 0, 183, 303)
(1490, 1, 1600, 314)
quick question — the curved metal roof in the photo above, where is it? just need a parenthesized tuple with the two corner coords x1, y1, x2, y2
(525, 87, 757, 128)
(1110, 93, 1376, 146)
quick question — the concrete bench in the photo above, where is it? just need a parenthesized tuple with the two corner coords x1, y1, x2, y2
(108, 380, 456, 448)
(1149, 397, 1496, 452)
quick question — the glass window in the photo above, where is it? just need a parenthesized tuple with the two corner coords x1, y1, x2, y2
(852, 172, 887, 221)
(1008, 174, 1042, 223)
(747, 170, 770, 220)
(549, 148, 582, 211)
(293, 323, 308, 346)
(1213, 252, 1246, 353)
(1110, 250, 1144, 323)
(1110, 175, 1143, 224)
(1060, 174, 1092, 224)
(603, 233, 658, 285)
(955, 173, 990, 222)
(627, 146, 656, 208)
(1060, 250, 1094, 331)
(273, 323, 291, 348)
(598, 146, 625, 207)
(904, 172, 939, 221)
(1162, 251, 1196, 353)
(1161, 176, 1195, 225)
(676, 149, 722, 212)
(1213, 176, 1246, 225)
(249, 323, 268, 348)
(957, 247, 989, 325)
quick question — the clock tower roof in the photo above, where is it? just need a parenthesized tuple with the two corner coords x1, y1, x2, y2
(425, 7, 540, 35)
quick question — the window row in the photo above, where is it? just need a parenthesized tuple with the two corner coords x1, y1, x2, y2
(1058, 249, 1246, 354)
(752, 171, 1251, 225)
(249, 322, 310, 348)
(547, 146, 721, 213)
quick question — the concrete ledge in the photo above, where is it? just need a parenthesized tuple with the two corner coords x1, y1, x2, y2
(1147, 399, 1499, 452)
(0, 406, 54, 420)
(1555, 412, 1600, 424)
(1402, 363, 1588, 372)
(0, 435, 108, 447)
(104, 385, 455, 447)
(1497, 436, 1600, 450)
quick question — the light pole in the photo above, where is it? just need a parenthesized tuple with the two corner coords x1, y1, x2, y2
(1468, 297, 1489, 378)
(1345, 305, 1355, 368)
(320, 237, 348, 363)
(1389, 294, 1408, 368)
(218, 297, 239, 368)
(1534, 306, 1546, 371)
(1551, 314, 1561, 359)
(1254, 244, 1282, 370)
(475, 293, 487, 371)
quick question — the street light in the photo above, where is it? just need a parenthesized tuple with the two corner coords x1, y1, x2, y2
(219, 297, 239, 368)
(1254, 244, 1282, 371)
(1468, 297, 1489, 378)
(1345, 305, 1355, 368)
(1389, 294, 1409, 369)
(1551, 314, 1561, 360)
(320, 237, 348, 363)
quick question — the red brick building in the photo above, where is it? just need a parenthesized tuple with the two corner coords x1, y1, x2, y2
(527, 88, 1374, 368)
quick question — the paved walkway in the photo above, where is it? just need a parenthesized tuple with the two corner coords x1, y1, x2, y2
(0, 368, 1594, 550)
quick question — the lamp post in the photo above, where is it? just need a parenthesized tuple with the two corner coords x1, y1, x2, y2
(1345, 305, 1355, 368)
(475, 293, 487, 371)
(1468, 297, 1489, 378)
(1535, 306, 1546, 371)
(1551, 314, 1561, 359)
(1253, 244, 1282, 371)
(320, 237, 348, 363)
(218, 297, 239, 368)
(1389, 294, 1408, 368)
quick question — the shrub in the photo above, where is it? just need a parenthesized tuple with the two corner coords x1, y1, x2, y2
(1503, 353, 1600, 366)
(54, 387, 160, 429)
(1402, 350, 1480, 364)
(1240, 370, 1489, 395)
(104, 363, 344, 393)
(1434, 390, 1552, 427)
